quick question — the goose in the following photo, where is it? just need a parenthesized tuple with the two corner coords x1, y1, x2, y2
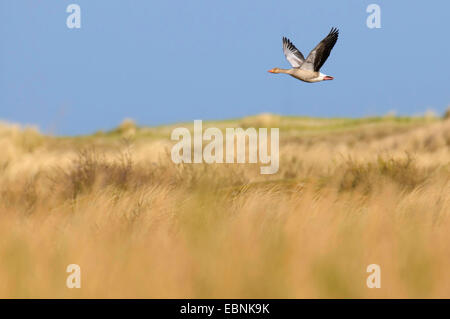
(268, 27, 339, 83)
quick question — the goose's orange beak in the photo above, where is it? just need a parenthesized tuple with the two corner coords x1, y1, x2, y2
(323, 76, 334, 80)
(268, 69, 275, 73)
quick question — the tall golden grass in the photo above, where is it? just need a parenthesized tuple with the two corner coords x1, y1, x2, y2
(0, 115, 449, 298)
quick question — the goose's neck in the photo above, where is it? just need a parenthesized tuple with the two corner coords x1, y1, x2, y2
(277, 68, 292, 74)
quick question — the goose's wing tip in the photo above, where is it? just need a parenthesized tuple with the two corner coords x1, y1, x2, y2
(330, 27, 339, 35)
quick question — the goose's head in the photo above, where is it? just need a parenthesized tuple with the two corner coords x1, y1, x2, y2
(268, 68, 281, 73)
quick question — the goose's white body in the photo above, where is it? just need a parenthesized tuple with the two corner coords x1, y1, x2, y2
(274, 69, 330, 83)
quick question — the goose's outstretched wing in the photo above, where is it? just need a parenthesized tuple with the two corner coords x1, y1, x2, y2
(301, 27, 339, 71)
(282, 37, 305, 68)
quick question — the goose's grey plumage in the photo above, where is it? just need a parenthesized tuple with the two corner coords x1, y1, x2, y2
(300, 27, 339, 72)
(282, 37, 305, 68)
(269, 27, 339, 83)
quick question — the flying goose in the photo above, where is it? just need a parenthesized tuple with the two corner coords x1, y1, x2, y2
(269, 27, 339, 83)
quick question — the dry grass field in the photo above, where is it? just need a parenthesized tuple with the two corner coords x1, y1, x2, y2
(0, 113, 449, 298)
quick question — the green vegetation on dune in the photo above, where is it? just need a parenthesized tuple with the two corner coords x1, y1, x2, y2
(89, 114, 441, 141)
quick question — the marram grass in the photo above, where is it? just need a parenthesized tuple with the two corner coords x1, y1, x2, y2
(0, 115, 449, 298)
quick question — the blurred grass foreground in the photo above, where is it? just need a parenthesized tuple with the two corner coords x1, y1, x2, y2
(0, 113, 449, 298)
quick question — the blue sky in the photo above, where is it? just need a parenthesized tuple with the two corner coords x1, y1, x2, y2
(1, 1, 449, 135)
